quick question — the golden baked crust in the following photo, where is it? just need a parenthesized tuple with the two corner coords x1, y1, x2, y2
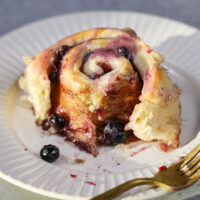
(19, 27, 181, 155)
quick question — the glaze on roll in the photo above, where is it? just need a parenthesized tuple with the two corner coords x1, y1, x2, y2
(19, 28, 181, 156)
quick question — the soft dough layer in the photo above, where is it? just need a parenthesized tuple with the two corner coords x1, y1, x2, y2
(125, 39, 181, 148)
(19, 27, 181, 155)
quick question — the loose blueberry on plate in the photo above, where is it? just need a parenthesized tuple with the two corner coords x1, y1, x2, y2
(98, 120, 128, 145)
(40, 144, 60, 163)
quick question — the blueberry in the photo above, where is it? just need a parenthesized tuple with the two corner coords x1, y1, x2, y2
(42, 119, 50, 130)
(49, 64, 59, 83)
(117, 46, 131, 60)
(40, 144, 60, 163)
(98, 120, 128, 145)
(49, 114, 66, 130)
(56, 45, 71, 59)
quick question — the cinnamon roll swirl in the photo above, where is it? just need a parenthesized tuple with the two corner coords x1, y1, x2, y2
(19, 28, 181, 156)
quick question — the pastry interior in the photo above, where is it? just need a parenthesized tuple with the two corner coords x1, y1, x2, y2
(19, 28, 181, 156)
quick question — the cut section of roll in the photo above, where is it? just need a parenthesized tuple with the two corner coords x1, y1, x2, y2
(19, 28, 181, 156)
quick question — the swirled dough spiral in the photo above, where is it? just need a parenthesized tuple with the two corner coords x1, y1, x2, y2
(19, 28, 181, 155)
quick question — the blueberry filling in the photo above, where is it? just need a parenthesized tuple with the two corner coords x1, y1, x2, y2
(89, 73, 101, 80)
(40, 144, 60, 163)
(49, 56, 58, 65)
(82, 51, 94, 64)
(49, 113, 66, 130)
(98, 120, 128, 145)
(49, 64, 59, 83)
(117, 46, 142, 82)
(80, 51, 94, 77)
(49, 45, 71, 83)
(56, 45, 71, 59)
(82, 48, 133, 80)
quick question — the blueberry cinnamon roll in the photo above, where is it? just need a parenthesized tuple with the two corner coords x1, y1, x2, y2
(19, 28, 181, 156)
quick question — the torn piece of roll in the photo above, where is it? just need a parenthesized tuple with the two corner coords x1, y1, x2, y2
(19, 28, 181, 156)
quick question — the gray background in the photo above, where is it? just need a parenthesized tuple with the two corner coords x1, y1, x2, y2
(0, 0, 200, 199)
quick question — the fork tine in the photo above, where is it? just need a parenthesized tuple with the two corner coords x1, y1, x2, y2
(184, 162, 200, 177)
(190, 168, 200, 180)
(187, 155, 200, 171)
(181, 155, 200, 174)
(181, 143, 200, 168)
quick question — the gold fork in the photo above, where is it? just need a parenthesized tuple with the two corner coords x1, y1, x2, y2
(91, 143, 200, 200)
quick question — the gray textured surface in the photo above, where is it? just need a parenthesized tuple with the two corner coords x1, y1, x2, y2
(1, 0, 200, 37)
(0, 0, 200, 199)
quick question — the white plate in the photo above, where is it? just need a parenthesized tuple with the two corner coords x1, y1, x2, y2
(0, 11, 200, 200)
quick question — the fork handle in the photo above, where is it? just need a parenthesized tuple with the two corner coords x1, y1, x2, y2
(90, 178, 154, 200)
